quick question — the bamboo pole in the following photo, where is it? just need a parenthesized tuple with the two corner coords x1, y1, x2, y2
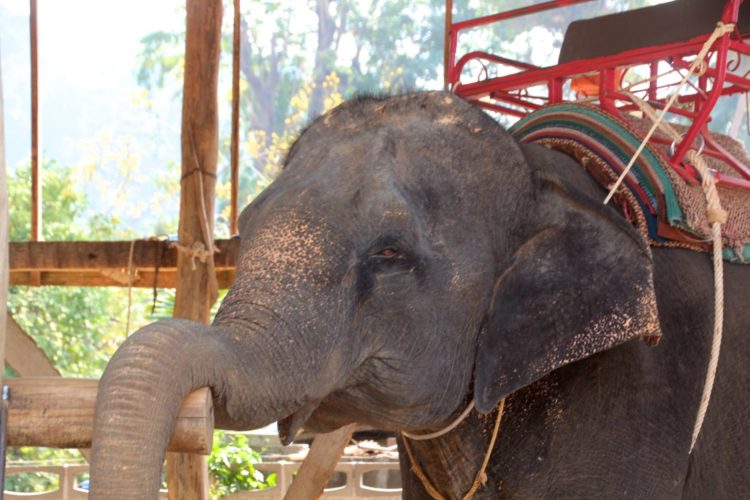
(230, 0, 241, 235)
(167, 0, 223, 497)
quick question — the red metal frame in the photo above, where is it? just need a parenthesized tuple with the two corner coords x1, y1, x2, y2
(446, 0, 750, 191)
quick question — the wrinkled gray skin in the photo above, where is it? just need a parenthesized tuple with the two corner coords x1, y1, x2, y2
(90, 92, 750, 499)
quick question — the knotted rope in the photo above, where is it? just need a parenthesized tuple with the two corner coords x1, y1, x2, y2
(604, 21, 733, 454)
(170, 240, 218, 271)
(401, 399, 505, 500)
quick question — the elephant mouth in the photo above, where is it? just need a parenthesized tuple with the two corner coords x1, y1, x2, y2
(278, 399, 321, 445)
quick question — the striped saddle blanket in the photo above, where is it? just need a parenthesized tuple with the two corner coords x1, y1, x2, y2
(510, 104, 750, 264)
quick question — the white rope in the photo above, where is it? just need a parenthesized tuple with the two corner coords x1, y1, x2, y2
(608, 22, 732, 451)
(170, 240, 217, 271)
(401, 401, 475, 441)
(125, 239, 136, 338)
(401, 399, 505, 500)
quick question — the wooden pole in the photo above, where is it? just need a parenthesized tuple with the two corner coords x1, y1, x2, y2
(5, 378, 213, 453)
(230, 0, 241, 235)
(443, 0, 453, 90)
(0, 21, 9, 391)
(5, 314, 59, 377)
(167, 0, 223, 497)
(284, 425, 355, 500)
(30, 0, 41, 242)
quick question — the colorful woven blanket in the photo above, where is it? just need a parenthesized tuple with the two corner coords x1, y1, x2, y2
(510, 104, 750, 264)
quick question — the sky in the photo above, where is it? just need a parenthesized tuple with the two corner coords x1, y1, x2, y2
(1, 0, 187, 234)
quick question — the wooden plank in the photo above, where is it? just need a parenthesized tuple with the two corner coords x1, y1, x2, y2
(8, 239, 239, 288)
(9, 238, 239, 271)
(9, 269, 237, 288)
(167, 0, 224, 497)
(6, 378, 213, 453)
(5, 314, 59, 377)
(284, 425, 356, 500)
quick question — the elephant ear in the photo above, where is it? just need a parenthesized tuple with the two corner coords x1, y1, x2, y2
(473, 171, 662, 414)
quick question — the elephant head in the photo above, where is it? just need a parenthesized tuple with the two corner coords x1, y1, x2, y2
(90, 92, 660, 498)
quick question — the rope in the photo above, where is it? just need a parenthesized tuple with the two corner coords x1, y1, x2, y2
(401, 399, 505, 500)
(170, 241, 217, 271)
(613, 49, 730, 452)
(402, 401, 475, 441)
(125, 239, 136, 338)
(185, 125, 220, 304)
(603, 21, 735, 205)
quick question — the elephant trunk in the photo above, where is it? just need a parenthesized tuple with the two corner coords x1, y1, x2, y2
(89, 318, 298, 499)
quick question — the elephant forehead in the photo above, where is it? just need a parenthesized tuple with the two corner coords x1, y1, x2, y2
(240, 211, 336, 285)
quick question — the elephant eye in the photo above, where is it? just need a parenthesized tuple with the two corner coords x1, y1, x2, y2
(373, 246, 400, 259)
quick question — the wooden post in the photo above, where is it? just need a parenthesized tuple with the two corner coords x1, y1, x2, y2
(30, 0, 41, 242)
(230, 0, 241, 235)
(0, 26, 9, 382)
(284, 425, 355, 500)
(167, 0, 223, 498)
(443, 0, 453, 90)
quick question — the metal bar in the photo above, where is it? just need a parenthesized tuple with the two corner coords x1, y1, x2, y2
(230, 0, 241, 235)
(455, 38, 712, 97)
(452, 0, 595, 33)
(599, 68, 618, 114)
(30, 0, 40, 241)
(471, 100, 527, 118)
(700, 125, 750, 180)
(672, 33, 732, 166)
(443, 0, 452, 90)
(487, 92, 543, 111)
(649, 62, 658, 101)
(452, 51, 538, 83)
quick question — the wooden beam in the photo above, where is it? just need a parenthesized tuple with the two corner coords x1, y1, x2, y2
(167, 0, 223, 497)
(5, 314, 59, 377)
(10, 239, 239, 271)
(8, 239, 239, 288)
(9, 268, 237, 289)
(284, 424, 356, 500)
(6, 378, 213, 453)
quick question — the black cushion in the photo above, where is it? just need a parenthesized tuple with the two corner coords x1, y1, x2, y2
(559, 0, 750, 64)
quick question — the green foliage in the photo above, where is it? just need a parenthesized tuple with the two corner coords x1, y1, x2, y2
(4, 472, 61, 493)
(6, 161, 154, 378)
(209, 431, 277, 498)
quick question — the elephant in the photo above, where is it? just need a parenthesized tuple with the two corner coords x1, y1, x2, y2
(90, 92, 750, 499)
